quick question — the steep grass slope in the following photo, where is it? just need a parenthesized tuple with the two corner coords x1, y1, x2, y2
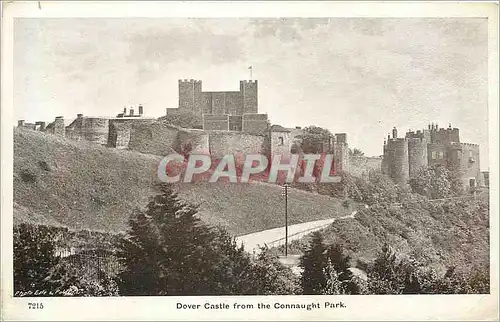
(13, 129, 351, 236)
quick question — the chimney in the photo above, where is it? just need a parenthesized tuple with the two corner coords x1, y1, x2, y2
(392, 127, 398, 139)
(123, 107, 127, 115)
(138, 104, 143, 115)
(77, 114, 83, 119)
(18, 120, 25, 127)
(129, 108, 134, 116)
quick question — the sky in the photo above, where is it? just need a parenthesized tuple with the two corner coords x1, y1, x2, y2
(14, 18, 489, 168)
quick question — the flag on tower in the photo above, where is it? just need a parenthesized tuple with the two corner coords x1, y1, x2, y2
(248, 66, 253, 79)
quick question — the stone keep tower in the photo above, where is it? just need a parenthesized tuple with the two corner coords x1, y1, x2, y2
(240, 80, 258, 114)
(178, 79, 203, 116)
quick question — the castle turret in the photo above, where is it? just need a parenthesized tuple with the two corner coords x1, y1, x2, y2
(240, 80, 258, 114)
(388, 138, 409, 184)
(178, 79, 203, 116)
(392, 127, 398, 139)
(18, 120, 25, 127)
(408, 137, 428, 178)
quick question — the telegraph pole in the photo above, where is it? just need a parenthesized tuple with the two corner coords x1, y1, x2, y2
(281, 183, 289, 256)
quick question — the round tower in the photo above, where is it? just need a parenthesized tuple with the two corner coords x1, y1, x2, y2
(389, 139, 409, 185)
(408, 138, 428, 179)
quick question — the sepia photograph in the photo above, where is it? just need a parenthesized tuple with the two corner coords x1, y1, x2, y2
(1, 1, 498, 321)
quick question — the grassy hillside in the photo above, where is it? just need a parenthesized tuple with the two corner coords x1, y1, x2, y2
(13, 128, 352, 236)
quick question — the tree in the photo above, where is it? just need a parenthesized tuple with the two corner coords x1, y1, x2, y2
(322, 260, 346, 294)
(409, 165, 463, 199)
(14, 224, 64, 295)
(13, 223, 118, 297)
(250, 246, 301, 295)
(299, 232, 328, 294)
(325, 243, 359, 294)
(366, 243, 406, 294)
(116, 184, 257, 296)
(349, 148, 364, 157)
(300, 233, 360, 295)
(299, 126, 334, 154)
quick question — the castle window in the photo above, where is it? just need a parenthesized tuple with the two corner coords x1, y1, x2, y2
(469, 151, 473, 158)
(431, 151, 437, 159)
(278, 137, 284, 146)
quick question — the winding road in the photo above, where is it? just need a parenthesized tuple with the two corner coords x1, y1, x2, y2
(235, 209, 359, 254)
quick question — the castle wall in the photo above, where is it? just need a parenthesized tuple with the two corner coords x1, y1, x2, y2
(65, 117, 85, 141)
(81, 118, 109, 145)
(408, 138, 428, 178)
(203, 115, 229, 131)
(177, 129, 210, 155)
(427, 143, 449, 167)
(108, 122, 131, 149)
(208, 132, 267, 163)
(270, 130, 293, 162)
(349, 156, 382, 177)
(334, 142, 349, 174)
(127, 122, 181, 156)
(431, 127, 460, 144)
(53, 117, 66, 137)
(242, 113, 268, 135)
(482, 171, 489, 187)
(225, 92, 242, 115)
(228, 115, 243, 131)
(201, 92, 213, 114)
(66, 116, 110, 145)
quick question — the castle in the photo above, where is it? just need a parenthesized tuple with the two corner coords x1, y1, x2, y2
(16, 79, 349, 176)
(382, 124, 483, 189)
(166, 79, 269, 134)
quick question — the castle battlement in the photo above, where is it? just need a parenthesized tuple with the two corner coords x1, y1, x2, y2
(383, 124, 482, 189)
(178, 79, 202, 84)
(170, 78, 264, 133)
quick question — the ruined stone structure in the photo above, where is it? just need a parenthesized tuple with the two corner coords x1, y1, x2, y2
(382, 123, 483, 188)
(166, 79, 269, 134)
